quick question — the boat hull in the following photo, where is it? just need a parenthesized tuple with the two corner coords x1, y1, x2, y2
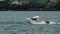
(26, 18, 56, 24)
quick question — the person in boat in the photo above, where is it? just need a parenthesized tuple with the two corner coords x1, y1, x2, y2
(31, 16, 49, 24)
(31, 17, 37, 21)
(31, 16, 39, 21)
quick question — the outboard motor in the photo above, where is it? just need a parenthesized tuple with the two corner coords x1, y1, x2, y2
(46, 21, 49, 24)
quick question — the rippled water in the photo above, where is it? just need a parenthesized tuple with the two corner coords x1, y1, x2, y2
(0, 11, 60, 34)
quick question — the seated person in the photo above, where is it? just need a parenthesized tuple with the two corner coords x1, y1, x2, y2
(31, 18, 37, 21)
(31, 16, 39, 21)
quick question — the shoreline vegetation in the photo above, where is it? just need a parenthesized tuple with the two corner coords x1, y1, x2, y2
(0, 0, 60, 11)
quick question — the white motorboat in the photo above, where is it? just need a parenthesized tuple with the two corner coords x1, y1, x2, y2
(26, 16, 56, 24)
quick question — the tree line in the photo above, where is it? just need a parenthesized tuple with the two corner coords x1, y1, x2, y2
(0, 0, 60, 10)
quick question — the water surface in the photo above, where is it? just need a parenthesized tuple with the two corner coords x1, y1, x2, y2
(0, 11, 60, 34)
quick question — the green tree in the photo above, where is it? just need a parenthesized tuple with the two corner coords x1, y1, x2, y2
(48, 0, 57, 7)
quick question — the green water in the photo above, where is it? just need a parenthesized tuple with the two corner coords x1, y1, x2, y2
(0, 11, 60, 34)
